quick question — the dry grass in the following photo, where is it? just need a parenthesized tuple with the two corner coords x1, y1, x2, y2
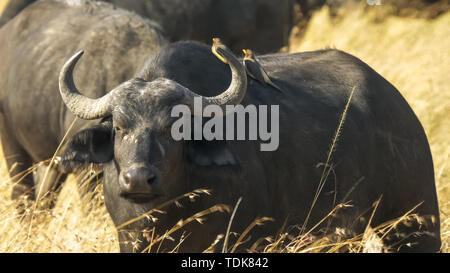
(0, 2, 448, 252)
(0, 171, 119, 252)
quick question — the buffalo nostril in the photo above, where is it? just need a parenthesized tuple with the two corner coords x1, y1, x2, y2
(123, 172, 133, 185)
(147, 173, 156, 185)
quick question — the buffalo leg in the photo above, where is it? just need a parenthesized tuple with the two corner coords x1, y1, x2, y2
(32, 161, 67, 208)
(0, 114, 34, 202)
(383, 215, 441, 253)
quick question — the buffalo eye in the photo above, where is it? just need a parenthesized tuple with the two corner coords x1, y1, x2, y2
(113, 126, 124, 135)
(113, 112, 131, 135)
(114, 126, 129, 138)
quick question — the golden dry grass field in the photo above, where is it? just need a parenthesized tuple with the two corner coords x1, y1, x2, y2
(0, 2, 448, 252)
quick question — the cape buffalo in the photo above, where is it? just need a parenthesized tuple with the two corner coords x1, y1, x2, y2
(0, 0, 441, 253)
(0, 0, 296, 53)
(0, 0, 167, 200)
(55, 42, 440, 251)
(56, 43, 440, 252)
(104, 0, 295, 53)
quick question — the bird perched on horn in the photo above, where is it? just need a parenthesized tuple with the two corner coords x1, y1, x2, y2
(211, 37, 230, 64)
(242, 49, 284, 93)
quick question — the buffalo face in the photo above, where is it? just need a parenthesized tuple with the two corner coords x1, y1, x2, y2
(107, 79, 189, 204)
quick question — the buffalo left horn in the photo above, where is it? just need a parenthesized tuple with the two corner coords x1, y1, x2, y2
(59, 50, 116, 120)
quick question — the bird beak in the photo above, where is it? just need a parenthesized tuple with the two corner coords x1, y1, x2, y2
(242, 49, 247, 55)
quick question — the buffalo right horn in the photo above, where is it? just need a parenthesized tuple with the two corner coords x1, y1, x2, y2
(59, 50, 115, 120)
(183, 39, 247, 116)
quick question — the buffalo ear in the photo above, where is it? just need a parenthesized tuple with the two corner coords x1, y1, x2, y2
(59, 122, 113, 173)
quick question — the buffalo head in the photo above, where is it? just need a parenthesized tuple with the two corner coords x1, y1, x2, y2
(58, 43, 246, 251)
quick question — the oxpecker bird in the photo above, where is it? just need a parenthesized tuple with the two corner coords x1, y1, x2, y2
(211, 37, 228, 64)
(242, 49, 283, 92)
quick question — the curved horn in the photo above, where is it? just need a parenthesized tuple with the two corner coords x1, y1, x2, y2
(59, 51, 114, 120)
(185, 41, 247, 116)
